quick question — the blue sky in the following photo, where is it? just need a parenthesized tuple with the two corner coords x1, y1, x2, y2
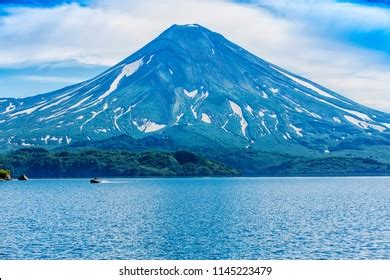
(0, 0, 89, 7)
(0, 0, 389, 111)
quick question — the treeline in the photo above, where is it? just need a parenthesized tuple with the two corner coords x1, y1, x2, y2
(0, 148, 239, 178)
(202, 149, 390, 176)
(262, 156, 390, 176)
(60, 134, 390, 176)
(1, 147, 388, 178)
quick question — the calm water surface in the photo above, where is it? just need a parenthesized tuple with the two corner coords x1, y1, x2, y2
(0, 177, 389, 259)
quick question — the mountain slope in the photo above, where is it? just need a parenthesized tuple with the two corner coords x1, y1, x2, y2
(0, 24, 389, 154)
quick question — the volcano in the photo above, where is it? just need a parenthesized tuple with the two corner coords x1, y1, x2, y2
(0, 24, 389, 157)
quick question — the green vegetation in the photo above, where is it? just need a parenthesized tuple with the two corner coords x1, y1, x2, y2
(0, 146, 388, 178)
(0, 148, 239, 178)
(203, 149, 390, 176)
(0, 169, 11, 180)
(60, 134, 390, 176)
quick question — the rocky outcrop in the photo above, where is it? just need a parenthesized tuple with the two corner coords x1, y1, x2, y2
(0, 169, 11, 180)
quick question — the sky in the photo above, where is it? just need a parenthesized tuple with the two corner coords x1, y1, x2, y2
(0, 0, 389, 112)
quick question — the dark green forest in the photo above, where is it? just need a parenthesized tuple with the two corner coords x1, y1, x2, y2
(203, 149, 390, 176)
(0, 148, 239, 178)
(60, 135, 390, 176)
(1, 147, 389, 178)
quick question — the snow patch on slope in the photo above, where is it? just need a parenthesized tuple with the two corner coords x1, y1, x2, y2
(289, 124, 303, 137)
(174, 113, 184, 125)
(380, 123, 390, 129)
(146, 54, 154, 64)
(229, 100, 248, 138)
(299, 89, 378, 124)
(113, 103, 137, 132)
(10, 104, 43, 117)
(271, 66, 339, 100)
(133, 119, 166, 133)
(190, 91, 209, 119)
(295, 107, 303, 113)
(39, 95, 72, 111)
(190, 106, 198, 119)
(201, 113, 212, 124)
(245, 105, 254, 115)
(41, 135, 50, 144)
(221, 120, 229, 132)
(261, 120, 270, 134)
(301, 107, 322, 119)
(67, 95, 92, 110)
(283, 133, 292, 140)
(333, 117, 341, 123)
(258, 110, 265, 117)
(1, 103, 15, 114)
(183, 89, 198, 98)
(97, 58, 143, 101)
(344, 115, 386, 132)
(80, 103, 109, 131)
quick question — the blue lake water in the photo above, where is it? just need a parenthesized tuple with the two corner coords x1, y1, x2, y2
(0, 177, 389, 260)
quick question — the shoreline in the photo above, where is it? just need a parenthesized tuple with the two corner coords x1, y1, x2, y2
(2, 174, 390, 180)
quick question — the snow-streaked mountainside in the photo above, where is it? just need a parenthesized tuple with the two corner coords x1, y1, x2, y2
(0, 24, 389, 152)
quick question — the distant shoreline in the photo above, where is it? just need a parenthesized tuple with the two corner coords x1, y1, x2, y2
(3, 174, 390, 180)
(2, 148, 390, 179)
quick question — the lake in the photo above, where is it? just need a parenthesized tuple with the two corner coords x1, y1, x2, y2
(0, 177, 389, 259)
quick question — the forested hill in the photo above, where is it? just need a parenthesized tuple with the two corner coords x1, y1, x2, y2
(0, 148, 239, 178)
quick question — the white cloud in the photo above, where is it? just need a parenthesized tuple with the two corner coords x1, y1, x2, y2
(0, 0, 389, 112)
(258, 0, 390, 30)
(18, 75, 83, 83)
